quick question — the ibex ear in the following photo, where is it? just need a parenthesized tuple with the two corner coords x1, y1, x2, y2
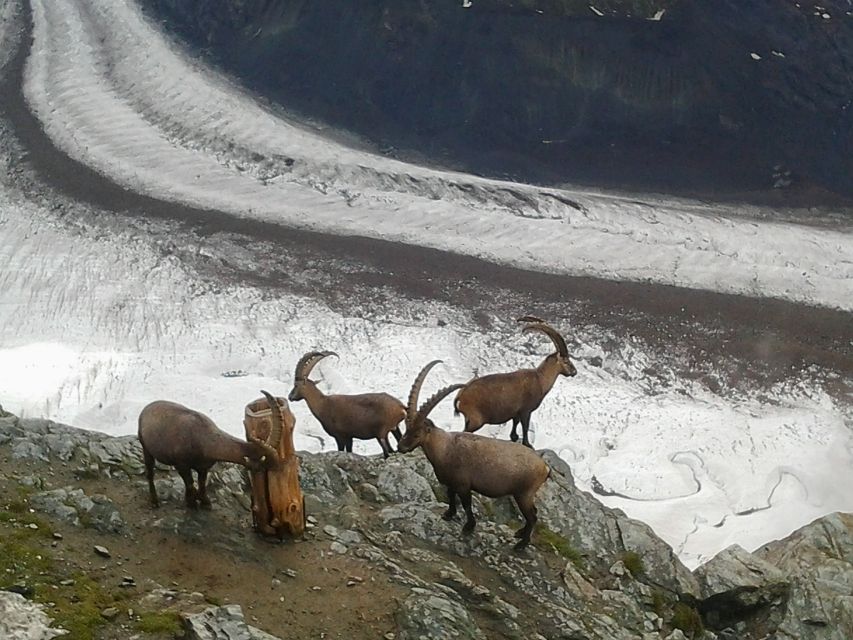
(243, 456, 250, 465)
(260, 455, 267, 463)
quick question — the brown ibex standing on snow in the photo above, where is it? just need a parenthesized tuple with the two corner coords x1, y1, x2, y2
(138, 395, 283, 509)
(454, 316, 577, 447)
(398, 360, 551, 550)
(288, 350, 406, 458)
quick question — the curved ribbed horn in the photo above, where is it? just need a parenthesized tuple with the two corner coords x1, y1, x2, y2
(414, 383, 466, 428)
(294, 350, 338, 381)
(253, 390, 283, 465)
(407, 360, 442, 427)
(523, 323, 569, 358)
(517, 315, 546, 325)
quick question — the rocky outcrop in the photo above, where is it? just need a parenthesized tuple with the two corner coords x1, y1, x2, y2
(0, 591, 66, 640)
(183, 604, 281, 640)
(1, 411, 851, 639)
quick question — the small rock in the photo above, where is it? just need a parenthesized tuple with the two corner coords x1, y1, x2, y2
(330, 541, 348, 554)
(52, 532, 63, 540)
(101, 607, 120, 620)
(59, 579, 75, 586)
(94, 545, 111, 558)
(27, 523, 38, 530)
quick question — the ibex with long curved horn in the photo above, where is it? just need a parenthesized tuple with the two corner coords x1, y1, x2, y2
(398, 360, 551, 550)
(288, 351, 406, 458)
(138, 393, 283, 509)
(454, 316, 577, 447)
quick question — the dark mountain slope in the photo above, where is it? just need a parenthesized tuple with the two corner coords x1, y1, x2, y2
(138, 0, 853, 201)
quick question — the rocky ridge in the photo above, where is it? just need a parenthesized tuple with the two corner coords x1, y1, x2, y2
(0, 407, 850, 639)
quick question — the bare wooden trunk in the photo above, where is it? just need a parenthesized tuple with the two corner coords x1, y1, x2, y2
(243, 396, 305, 538)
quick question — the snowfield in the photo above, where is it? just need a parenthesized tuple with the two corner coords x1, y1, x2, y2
(0, 0, 851, 570)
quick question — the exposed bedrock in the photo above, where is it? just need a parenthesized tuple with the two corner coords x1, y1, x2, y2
(2, 410, 852, 638)
(138, 0, 853, 201)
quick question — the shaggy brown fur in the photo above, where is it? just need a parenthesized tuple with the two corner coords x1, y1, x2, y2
(138, 396, 282, 509)
(454, 318, 577, 447)
(288, 351, 406, 458)
(398, 361, 551, 550)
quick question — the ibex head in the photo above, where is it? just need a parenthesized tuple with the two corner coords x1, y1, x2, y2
(398, 360, 464, 453)
(288, 350, 338, 401)
(518, 316, 577, 378)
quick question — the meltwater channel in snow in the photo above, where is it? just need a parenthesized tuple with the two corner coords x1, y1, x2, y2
(0, 0, 851, 571)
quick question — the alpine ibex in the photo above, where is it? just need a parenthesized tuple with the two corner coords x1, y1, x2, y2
(288, 350, 406, 458)
(398, 360, 551, 550)
(454, 316, 577, 447)
(138, 394, 283, 509)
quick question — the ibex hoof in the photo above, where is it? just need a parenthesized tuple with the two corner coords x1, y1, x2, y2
(442, 510, 456, 521)
(514, 527, 526, 538)
(509, 432, 519, 442)
(513, 539, 530, 551)
(199, 500, 212, 510)
(462, 521, 476, 534)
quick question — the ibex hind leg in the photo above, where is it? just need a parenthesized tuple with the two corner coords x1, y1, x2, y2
(176, 466, 198, 509)
(196, 467, 212, 509)
(460, 491, 476, 534)
(391, 426, 403, 443)
(142, 446, 159, 508)
(513, 494, 537, 550)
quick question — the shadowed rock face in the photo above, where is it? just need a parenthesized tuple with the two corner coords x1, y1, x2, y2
(139, 0, 853, 201)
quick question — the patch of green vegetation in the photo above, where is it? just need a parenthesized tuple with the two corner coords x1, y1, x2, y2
(622, 551, 645, 577)
(671, 602, 704, 638)
(651, 589, 668, 617)
(205, 594, 223, 606)
(0, 536, 53, 585)
(0, 522, 124, 639)
(7, 499, 27, 513)
(535, 523, 584, 569)
(134, 611, 183, 634)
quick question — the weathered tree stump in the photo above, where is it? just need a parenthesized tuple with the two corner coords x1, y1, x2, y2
(243, 396, 305, 538)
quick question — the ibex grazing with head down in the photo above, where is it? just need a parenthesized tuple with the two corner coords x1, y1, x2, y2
(138, 394, 283, 509)
(454, 316, 577, 447)
(288, 350, 406, 458)
(398, 361, 551, 550)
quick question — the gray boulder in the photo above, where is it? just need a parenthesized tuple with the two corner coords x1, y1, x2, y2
(183, 604, 281, 640)
(755, 512, 853, 640)
(694, 544, 789, 629)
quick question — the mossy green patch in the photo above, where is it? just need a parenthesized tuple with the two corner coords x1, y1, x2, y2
(671, 602, 704, 637)
(46, 573, 130, 639)
(0, 522, 122, 639)
(134, 610, 183, 634)
(622, 551, 645, 577)
(651, 589, 667, 617)
(535, 523, 584, 569)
